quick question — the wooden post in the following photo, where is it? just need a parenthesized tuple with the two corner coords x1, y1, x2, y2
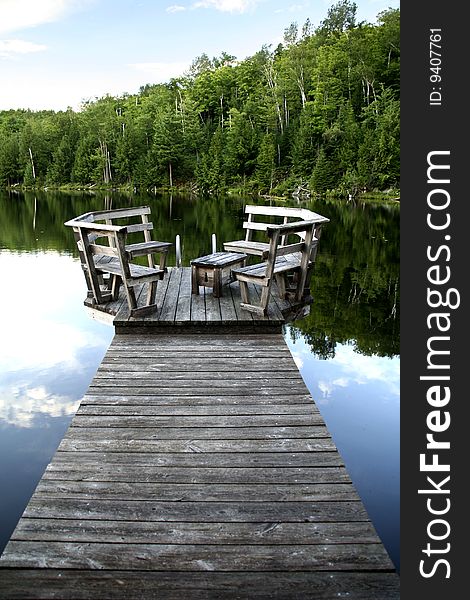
(175, 234, 182, 267)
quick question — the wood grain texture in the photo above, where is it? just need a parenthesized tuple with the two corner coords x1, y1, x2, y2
(0, 570, 400, 600)
(0, 332, 398, 598)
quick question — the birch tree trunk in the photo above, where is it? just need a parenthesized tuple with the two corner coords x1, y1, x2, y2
(28, 147, 36, 180)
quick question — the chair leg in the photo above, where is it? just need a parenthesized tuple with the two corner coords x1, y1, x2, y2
(259, 284, 271, 315)
(238, 279, 272, 316)
(123, 283, 138, 313)
(146, 280, 157, 306)
(239, 280, 250, 304)
(110, 275, 121, 301)
(159, 251, 168, 279)
(275, 274, 287, 299)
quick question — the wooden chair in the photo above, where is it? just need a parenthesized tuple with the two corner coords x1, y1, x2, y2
(231, 219, 318, 316)
(65, 206, 172, 317)
(223, 205, 329, 261)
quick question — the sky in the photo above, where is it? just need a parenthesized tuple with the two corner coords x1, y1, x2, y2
(0, 0, 399, 112)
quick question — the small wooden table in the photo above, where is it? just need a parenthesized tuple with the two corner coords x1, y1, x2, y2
(191, 252, 247, 297)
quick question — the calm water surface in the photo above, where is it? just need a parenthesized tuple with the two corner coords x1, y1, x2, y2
(0, 190, 400, 570)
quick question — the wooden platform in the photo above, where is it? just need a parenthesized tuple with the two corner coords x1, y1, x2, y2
(84, 267, 311, 333)
(0, 333, 399, 599)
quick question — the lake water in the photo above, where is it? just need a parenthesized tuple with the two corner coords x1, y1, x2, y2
(0, 190, 400, 570)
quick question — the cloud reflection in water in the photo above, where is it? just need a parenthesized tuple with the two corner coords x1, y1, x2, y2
(0, 250, 113, 428)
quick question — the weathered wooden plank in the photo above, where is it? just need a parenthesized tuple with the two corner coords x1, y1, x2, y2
(190, 252, 247, 267)
(203, 287, 222, 321)
(43, 465, 346, 484)
(70, 414, 325, 429)
(21, 498, 370, 522)
(110, 333, 285, 346)
(103, 349, 293, 359)
(0, 570, 401, 600)
(103, 341, 293, 354)
(174, 266, 192, 323)
(88, 378, 309, 391)
(34, 481, 356, 502)
(104, 349, 292, 359)
(189, 270, 207, 320)
(64, 425, 328, 441)
(85, 385, 310, 397)
(100, 357, 296, 369)
(58, 437, 337, 453)
(80, 393, 315, 406)
(218, 283, 239, 322)
(94, 368, 301, 380)
(0, 541, 393, 571)
(114, 323, 283, 334)
(77, 403, 314, 416)
(108, 341, 288, 349)
(50, 451, 343, 468)
(157, 267, 182, 322)
(11, 519, 379, 545)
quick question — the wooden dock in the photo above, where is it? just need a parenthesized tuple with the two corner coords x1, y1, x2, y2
(85, 267, 311, 333)
(0, 331, 399, 598)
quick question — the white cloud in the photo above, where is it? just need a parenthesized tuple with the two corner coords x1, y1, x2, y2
(166, 4, 186, 12)
(334, 344, 399, 387)
(275, 3, 309, 14)
(315, 345, 399, 403)
(318, 380, 334, 400)
(0, 39, 47, 58)
(316, 377, 349, 403)
(192, 0, 259, 13)
(0, 0, 93, 35)
(0, 252, 111, 428)
(0, 252, 107, 373)
(0, 384, 80, 428)
(129, 61, 189, 81)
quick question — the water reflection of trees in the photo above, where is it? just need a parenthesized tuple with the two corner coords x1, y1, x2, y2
(0, 190, 245, 260)
(290, 198, 400, 359)
(0, 190, 399, 359)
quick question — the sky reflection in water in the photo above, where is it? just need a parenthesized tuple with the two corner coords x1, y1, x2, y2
(286, 329, 400, 569)
(0, 250, 114, 551)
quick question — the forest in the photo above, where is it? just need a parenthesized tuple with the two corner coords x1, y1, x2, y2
(0, 1, 399, 199)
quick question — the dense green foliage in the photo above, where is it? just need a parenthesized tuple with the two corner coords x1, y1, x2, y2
(0, 2, 399, 197)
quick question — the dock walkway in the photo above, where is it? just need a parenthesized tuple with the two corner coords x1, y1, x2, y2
(0, 331, 399, 598)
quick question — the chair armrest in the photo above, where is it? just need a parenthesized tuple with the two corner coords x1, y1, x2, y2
(65, 219, 128, 234)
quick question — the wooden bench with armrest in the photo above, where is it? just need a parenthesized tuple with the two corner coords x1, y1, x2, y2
(65, 206, 172, 317)
(231, 219, 319, 316)
(223, 205, 329, 261)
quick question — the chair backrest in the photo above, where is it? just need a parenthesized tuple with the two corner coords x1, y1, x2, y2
(65, 205, 155, 265)
(243, 205, 329, 246)
(263, 219, 317, 281)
